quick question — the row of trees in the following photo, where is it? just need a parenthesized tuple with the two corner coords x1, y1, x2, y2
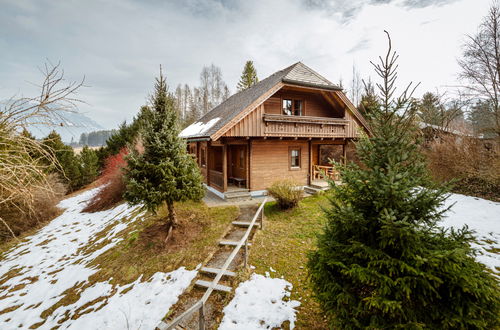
(78, 129, 116, 147)
(173, 61, 259, 127)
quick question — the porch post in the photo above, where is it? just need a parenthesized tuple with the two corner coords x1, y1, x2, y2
(222, 140, 228, 192)
(248, 139, 252, 190)
(343, 141, 347, 164)
(308, 139, 312, 186)
(207, 141, 211, 187)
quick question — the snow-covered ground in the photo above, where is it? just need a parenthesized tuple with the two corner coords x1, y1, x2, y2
(440, 193, 500, 274)
(0, 187, 497, 330)
(0, 187, 196, 329)
(219, 273, 300, 330)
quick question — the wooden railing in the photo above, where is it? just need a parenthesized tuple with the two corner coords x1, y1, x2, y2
(263, 113, 348, 137)
(157, 198, 268, 330)
(208, 170, 223, 190)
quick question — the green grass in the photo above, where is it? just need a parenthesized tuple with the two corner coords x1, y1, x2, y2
(249, 194, 330, 329)
(88, 200, 239, 284)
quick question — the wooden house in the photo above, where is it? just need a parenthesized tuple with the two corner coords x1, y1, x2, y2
(180, 62, 370, 200)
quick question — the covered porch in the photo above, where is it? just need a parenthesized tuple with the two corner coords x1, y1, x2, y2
(202, 140, 250, 197)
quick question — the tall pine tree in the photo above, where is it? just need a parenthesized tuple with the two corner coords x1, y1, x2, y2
(236, 60, 258, 91)
(124, 69, 204, 240)
(308, 32, 499, 329)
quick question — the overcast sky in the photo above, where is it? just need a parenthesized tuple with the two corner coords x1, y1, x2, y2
(0, 0, 490, 129)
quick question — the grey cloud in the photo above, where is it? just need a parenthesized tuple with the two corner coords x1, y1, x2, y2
(301, 0, 460, 21)
(348, 38, 371, 53)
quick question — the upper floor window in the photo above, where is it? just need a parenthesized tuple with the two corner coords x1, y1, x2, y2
(282, 99, 303, 116)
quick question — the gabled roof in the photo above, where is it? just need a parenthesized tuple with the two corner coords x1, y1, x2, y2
(179, 62, 344, 139)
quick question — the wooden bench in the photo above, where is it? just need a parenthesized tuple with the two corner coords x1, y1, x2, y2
(229, 177, 246, 188)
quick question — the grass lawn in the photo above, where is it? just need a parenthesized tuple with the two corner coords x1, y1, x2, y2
(87, 200, 239, 284)
(249, 194, 330, 329)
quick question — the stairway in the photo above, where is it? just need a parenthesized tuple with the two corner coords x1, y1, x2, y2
(224, 188, 251, 202)
(192, 204, 259, 293)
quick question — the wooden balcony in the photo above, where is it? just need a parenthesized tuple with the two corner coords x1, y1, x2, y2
(262, 113, 348, 138)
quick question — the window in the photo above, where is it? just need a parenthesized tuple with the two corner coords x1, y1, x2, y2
(200, 146, 206, 167)
(282, 99, 303, 116)
(289, 147, 301, 169)
(239, 149, 245, 169)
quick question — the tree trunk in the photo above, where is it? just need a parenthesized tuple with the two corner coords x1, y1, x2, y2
(167, 201, 177, 227)
(164, 201, 177, 244)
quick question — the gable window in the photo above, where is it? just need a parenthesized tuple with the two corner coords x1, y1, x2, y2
(282, 99, 303, 116)
(289, 147, 301, 170)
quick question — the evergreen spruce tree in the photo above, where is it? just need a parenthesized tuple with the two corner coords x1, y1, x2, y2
(42, 131, 82, 191)
(358, 78, 380, 118)
(308, 32, 499, 329)
(124, 70, 204, 240)
(79, 146, 99, 185)
(236, 60, 259, 91)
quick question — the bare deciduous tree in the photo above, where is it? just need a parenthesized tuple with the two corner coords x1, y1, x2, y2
(0, 62, 84, 240)
(458, 1, 500, 138)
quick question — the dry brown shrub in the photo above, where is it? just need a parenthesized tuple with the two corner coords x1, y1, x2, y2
(267, 179, 304, 210)
(83, 149, 128, 213)
(424, 134, 500, 200)
(0, 174, 66, 243)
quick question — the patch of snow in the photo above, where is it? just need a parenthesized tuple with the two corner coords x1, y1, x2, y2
(219, 273, 300, 330)
(440, 193, 500, 274)
(46, 268, 197, 329)
(0, 186, 193, 329)
(179, 117, 220, 138)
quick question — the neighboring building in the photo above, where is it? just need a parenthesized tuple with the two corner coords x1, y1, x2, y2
(180, 62, 370, 199)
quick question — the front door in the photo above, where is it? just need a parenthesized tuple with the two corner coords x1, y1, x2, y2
(229, 145, 247, 187)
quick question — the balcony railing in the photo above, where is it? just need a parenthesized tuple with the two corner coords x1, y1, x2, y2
(262, 113, 348, 137)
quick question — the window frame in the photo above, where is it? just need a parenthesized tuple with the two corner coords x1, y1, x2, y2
(281, 98, 304, 116)
(289, 146, 301, 170)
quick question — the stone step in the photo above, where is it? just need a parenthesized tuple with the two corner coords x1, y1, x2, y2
(225, 192, 252, 200)
(232, 221, 260, 227)
(200, 267, 236, 277)
(194, 280, 232, 293)
(219, 240, 251, 246)
(304, 186, 323, 195)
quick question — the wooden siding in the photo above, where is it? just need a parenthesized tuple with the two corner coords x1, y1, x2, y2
(224, 104, 265, 137)
(222, 87, 364, 139)
(250, 140, 309, 191)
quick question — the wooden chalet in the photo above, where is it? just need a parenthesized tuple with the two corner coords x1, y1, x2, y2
(180, 62, 370, 199)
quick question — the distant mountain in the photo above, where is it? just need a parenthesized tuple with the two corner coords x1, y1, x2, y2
(27, 112, 105, 143)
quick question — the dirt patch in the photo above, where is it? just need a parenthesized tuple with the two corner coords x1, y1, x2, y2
(139, 216, 204, 253)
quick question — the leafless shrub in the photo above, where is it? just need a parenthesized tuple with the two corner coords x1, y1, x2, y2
(0, 61, 84, 240)
(268, 179, 304, 210)
(424, 134, 500, 200)
(0, 174, 66, 243)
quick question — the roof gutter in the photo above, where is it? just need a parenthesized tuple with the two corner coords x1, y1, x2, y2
(184, 137, 211, 142)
